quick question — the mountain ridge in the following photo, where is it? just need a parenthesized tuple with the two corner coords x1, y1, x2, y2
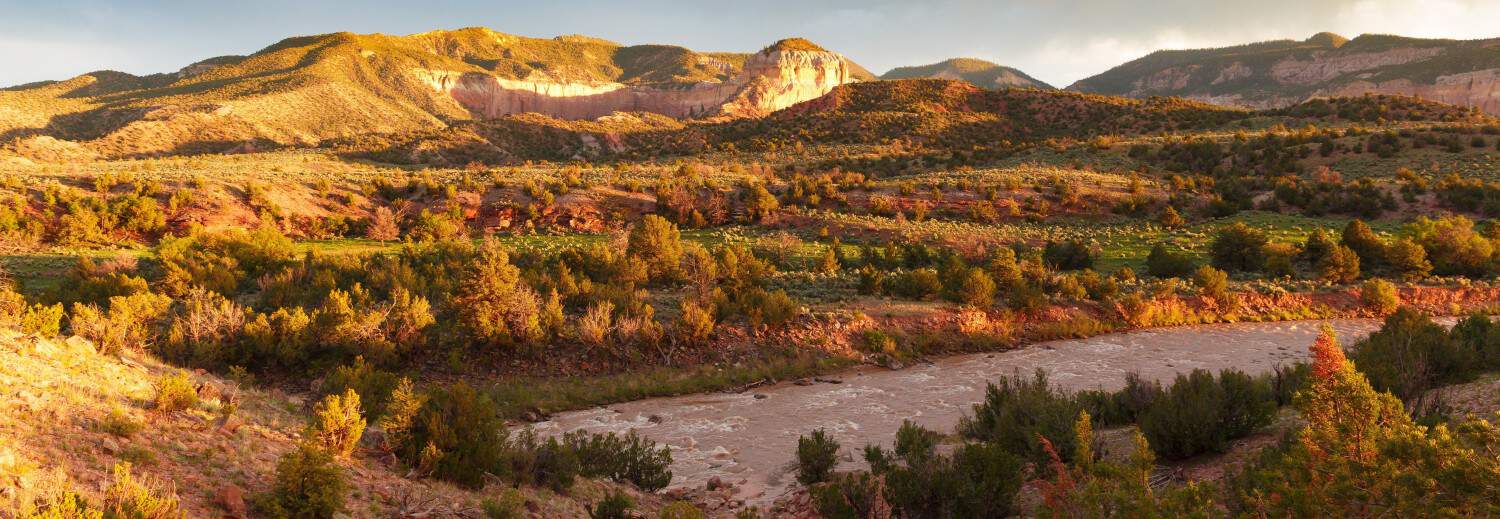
(0, 27, 871, 159)
(880, 58, 1054, 90)
(1068, 32, 1500, 115)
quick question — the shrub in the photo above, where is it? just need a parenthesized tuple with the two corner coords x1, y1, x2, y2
(627, 215, 684, 281)
(1191, 265, 1230, 304)
(1226, 326, 1500, 517)
(657, 501, 706, 519)
(1158, 206, 1185, 228)
(1451, 313, 1500, 369)
(98, 408, 144, 438)
(889, 269, 943, 300)
(1318, 244, 1361, 283)
(864, 422, 1023, 518)
(70, 292, 173, 355)
(959, 370, 1080, 464)
(1407, 215, 1495, 276)
(578, 301, 614, 345)
(589, 491, 633, 519)
(454, 239, 542, 348)
(1035, 414, 1217, 517)
(796, 429, 840, 485)
(1351, 308, 1472, 407)
(319, 357, 398, 418)
(307, 389, 365, 459)
(481, 489, 525, 519)
(564, 430, 674, 492)
(259, 444, 348, 519)
(1360, 279, 1399, 315)
(398, 382, 506, 489)
(1385, 238, 1432, 280)
(377, 377, 424, 452)
(1042, 240, 1095, 270)
(737, 288, 797, 328)
(1301, 228, 1336, 264)
(1077, 371, 1162, 426)
(811, 472, 884, 519)
(1146, 244, 1197, 278)
(1138, 369, 1274, 460)
(102, 462, 183, 519)
(1209, 223, 1268, 272)
(675, 300, 715, 345)
(366, 206, 400, 242)
(948, 267, 995, 307)
(1341, 220, 1386, 267)
(152, 371, 198, 412)
(160, 288, 245, 367)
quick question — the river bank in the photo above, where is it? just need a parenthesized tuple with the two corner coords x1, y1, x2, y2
(535, 318, 1394, 507)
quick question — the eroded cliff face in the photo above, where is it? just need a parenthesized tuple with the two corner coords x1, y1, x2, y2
(418, 49, 858, 120)
(1322, 69, 1500, 116)
(1073, 35, 1500, 116)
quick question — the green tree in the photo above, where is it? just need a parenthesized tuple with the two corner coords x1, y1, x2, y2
(797, 429, 840, 485)
(628, 215, 685, 281)
(261, 444, 348, 519)
(1340, 220, 1386, 268)
(454, 239, 540, 347)
(1318, 244, 1361, 283)
(1209, 223, 1268, 272)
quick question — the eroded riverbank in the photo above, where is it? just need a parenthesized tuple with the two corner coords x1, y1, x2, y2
(535, 319, 1384, 506)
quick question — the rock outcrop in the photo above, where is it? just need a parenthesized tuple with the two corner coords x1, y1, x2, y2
(0, 29, 870, 159)
(1069, 33, 1500, 115)
(421, 44, 861, 120)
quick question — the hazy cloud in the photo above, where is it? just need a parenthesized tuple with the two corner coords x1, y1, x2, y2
(2, 0, 1498, 88)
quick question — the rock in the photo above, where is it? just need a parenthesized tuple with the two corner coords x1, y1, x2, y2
(99, 437, 120, 455)
(217, 485, 247, 519)
(813, 377, 842, 384)
(425, 45, 860, 120)
(63, 336, 96, 355)
(648, 414, 664, 424)
(753, 393, 768, 400)
(216, 414, 244, 435)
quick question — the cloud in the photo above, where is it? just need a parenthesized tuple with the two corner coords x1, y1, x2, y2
(2, 0, 1498, 89)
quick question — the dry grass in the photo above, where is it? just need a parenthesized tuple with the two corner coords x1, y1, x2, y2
(0, 329, 672, 517)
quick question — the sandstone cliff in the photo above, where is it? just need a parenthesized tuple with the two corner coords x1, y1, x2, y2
(0, 29, 870, 159)
(1069, 33, 1500, 116)
(419, 43, 862, 120)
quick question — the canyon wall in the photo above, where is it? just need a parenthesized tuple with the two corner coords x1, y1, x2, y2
(1071, 35, 1500, 116)
(418, 49, 858, 120)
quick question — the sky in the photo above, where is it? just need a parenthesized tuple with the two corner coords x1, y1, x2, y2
(3, 0, 1500, 89)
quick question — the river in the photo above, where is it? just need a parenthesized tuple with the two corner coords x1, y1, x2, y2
(534, 318, 1384, 506)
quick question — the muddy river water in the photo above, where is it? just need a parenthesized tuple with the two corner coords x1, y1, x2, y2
(534, 319, 1385, 505)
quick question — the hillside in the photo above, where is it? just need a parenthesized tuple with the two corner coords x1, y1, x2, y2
(348, 79, 1255, 166)
(1069, 32, 1500, 115)
(0, 328, 678, 517)
(880, 58, 1054, 89)
(0, 28, 869, 160)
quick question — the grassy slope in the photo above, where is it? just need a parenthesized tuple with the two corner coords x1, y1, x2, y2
(0, 28, 873, 160)
(0, 328, 671, 517)
(880, 58, 1055, 89)
(1069, 32, 1500, 98)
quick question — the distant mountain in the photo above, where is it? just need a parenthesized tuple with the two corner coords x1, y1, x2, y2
(1069, 32, 1500, 115)
(880, 58, 1053, 89)
(0, 28, 872, 159)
